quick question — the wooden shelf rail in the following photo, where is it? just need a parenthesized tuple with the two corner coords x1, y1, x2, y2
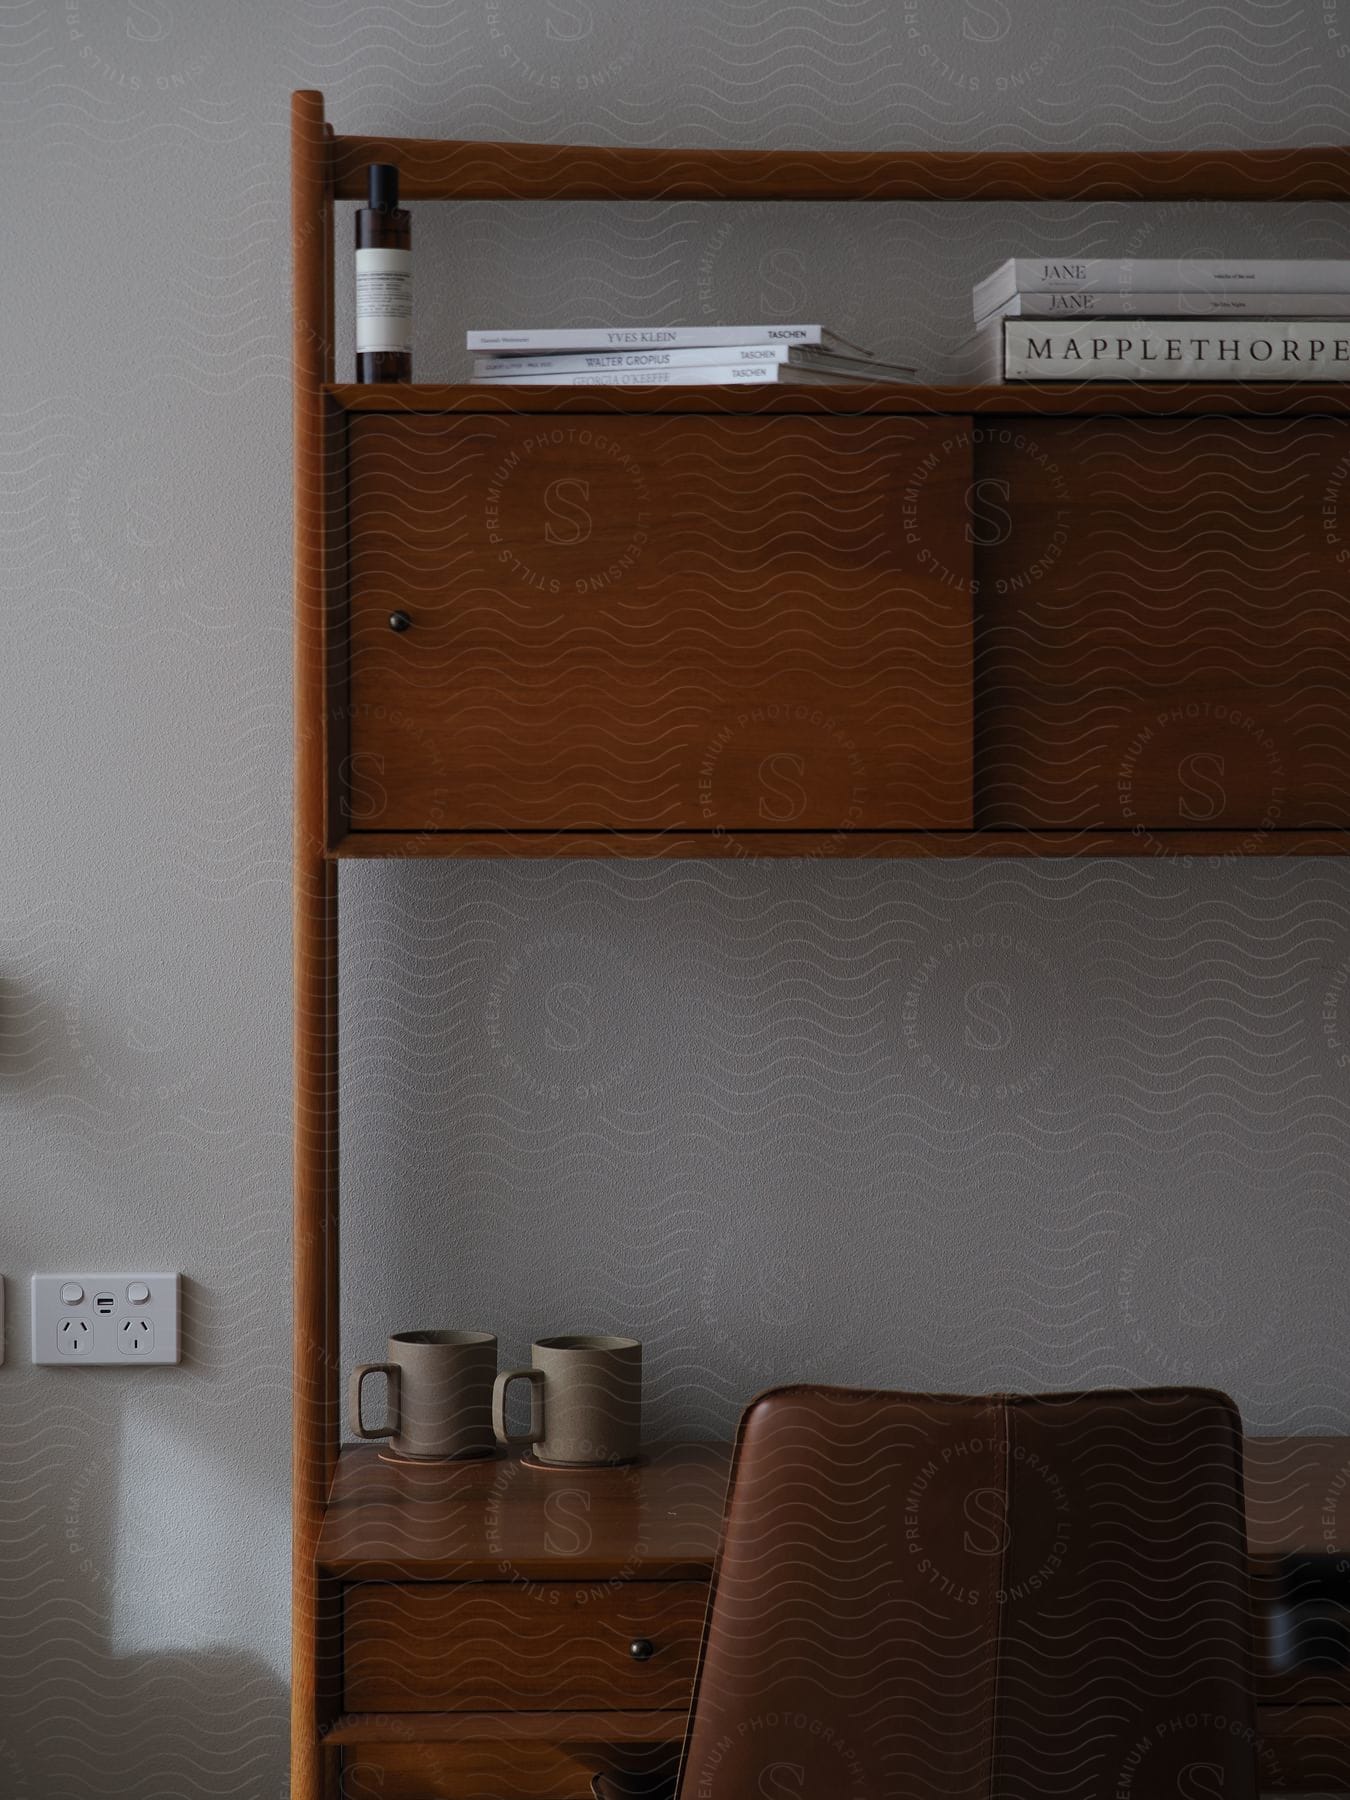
(329, 138, 1350, 204)
(326, 379, 1350, 418)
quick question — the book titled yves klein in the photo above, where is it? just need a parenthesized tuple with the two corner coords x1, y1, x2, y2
(466, 324, 870, 354)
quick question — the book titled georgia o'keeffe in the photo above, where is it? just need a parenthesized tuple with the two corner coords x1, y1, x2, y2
(978, 291, 1350, 324)
(992, 319, 1350, 381)
(470, 361, 915, 387)
(973, 258, 1350, 317)
(466, 324, 872, 355)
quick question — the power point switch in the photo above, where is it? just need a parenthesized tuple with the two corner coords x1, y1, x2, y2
(32, 1274, 181, 1366)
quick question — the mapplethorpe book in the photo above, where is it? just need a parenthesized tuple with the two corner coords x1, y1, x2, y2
(978, 291, 1350, 324)
(973, 258, 1350, 316)
(466, 324, 872, 354)
(991, 319, 1350, 381)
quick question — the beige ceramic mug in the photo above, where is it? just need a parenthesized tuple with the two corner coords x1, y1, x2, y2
(350, 1329, 497, 1461)
(493, 1334, 642, 1467)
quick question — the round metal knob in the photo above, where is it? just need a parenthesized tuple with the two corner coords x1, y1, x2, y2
(388, 610, 412, 633)
(629, 1638, 655, 1662)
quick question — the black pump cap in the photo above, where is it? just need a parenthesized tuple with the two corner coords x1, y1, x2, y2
(368, 163, 399, 211)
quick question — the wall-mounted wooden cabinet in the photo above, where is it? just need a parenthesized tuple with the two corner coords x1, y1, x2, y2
(977, 418, 1350, 833)
(344, 413, 973, 835)
(326, 390, 1350, 855)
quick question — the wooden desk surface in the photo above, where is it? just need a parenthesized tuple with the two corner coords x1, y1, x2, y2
(320, 1435, 1350, 1793)
(320, 1440, 730, 1580)
(319, 1433, 1350, 1581)
(1244, 1435, 1350, 1564)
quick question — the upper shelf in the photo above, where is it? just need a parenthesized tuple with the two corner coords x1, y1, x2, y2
(327, 133, 1350, 203)
(326, 381, 1350, 418)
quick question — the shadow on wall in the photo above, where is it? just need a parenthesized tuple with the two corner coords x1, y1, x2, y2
(0, 1649, 286, 1800)
(0, 1324, 288, 1797)
(1, 1451, 290, 1796)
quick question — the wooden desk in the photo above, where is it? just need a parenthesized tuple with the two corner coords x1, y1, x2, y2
(317, 1436, 1350, 1798)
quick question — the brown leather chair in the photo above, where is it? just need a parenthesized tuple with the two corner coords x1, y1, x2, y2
(596, 1385, 1257, 1800)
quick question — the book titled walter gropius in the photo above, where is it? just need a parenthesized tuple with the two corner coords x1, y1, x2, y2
(984, 319, 1350, 382)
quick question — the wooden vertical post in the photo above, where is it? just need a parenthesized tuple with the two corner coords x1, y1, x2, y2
(292, 86, 338, 1800)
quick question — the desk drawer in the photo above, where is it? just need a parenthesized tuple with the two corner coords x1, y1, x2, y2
(341, 1741, 678, 1800)
(342, 1743, 589, 1799)
(344, 1581, 705, 1711)
(344, 414, 974, 835)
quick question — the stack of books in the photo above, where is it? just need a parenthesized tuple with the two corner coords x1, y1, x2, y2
(467, 325, 916, 386)
(954, 259, 1350, 383)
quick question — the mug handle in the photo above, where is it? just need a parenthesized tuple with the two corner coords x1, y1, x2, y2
(350, 1362, 399, 1440)
(493, 1368, 545, 1447)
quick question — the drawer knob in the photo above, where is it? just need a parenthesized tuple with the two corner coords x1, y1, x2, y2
(388, 610, 412, 633)
(629, 1637, 656, 1662)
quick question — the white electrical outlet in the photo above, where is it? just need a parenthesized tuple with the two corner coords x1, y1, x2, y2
(31, 1274, 181, 1366)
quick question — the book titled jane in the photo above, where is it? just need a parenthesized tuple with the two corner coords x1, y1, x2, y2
(1003, 319, 1350, 381)
(975, 259, 1350, 316)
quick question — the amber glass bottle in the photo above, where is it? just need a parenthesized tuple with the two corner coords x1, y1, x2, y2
(355, 164, 411, 382)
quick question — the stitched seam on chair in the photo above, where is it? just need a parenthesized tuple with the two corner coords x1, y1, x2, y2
(1226, 1398, 1261, 1792)
(670, 1412, 751, 1800)
(985, 1398, 1014, 1799)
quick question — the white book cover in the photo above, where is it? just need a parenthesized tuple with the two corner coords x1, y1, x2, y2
(466, 324, 870, 354)
(978, 291, 1350, 324)
(473, 344, 790, 374)
(973, 258, 1350, 316)
(999, 319, 1350, 381)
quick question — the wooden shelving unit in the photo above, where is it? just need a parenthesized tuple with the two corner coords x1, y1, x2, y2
(292, 89, 1350, 1798)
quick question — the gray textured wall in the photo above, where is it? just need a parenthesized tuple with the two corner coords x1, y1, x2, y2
(3, 2, 1350, 1794)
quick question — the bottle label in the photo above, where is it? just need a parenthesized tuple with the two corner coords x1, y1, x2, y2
(356, 248, 412, 354)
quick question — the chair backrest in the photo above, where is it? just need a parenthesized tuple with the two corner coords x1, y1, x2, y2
(676, 1385, 1257, 1800)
